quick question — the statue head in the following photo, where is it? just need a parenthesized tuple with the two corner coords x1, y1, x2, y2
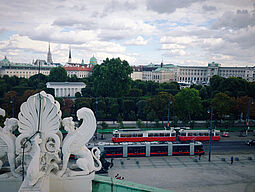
(62, 117, 75, 133)
(4, 118, 18, 133)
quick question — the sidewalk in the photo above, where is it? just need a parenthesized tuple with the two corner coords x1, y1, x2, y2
(106, 154, 255, 192)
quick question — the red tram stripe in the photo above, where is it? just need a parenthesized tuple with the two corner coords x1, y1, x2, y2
(178, 136, 220, 141)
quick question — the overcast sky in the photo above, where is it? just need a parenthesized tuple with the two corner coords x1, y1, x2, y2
(0, 0, 255, 66)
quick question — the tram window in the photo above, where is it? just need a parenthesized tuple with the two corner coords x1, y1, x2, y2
(128, 146, 146, 156)
(181, 132, 186, 136)
(138, 134, 143, 137)
(193, 133, 197, 136)
(188, 133, 193, 136)
(173, 146, 189, 152)
(171, 133, 176, 137)
(133, 134, 137, 137)
(121, 134, 131, 137)
(151, 146, 168, 156)
(154, 133, 160, 137)
(215, 132, 220, 136)
(165, 133, 170, 137)
(204, 133, 209, 136)
(160, 133, 164, 137)
(195, 145, 204, 152)
(104, 147, 123, 155)
(113, 134, 119, 138)
(148, 133, 153, 137)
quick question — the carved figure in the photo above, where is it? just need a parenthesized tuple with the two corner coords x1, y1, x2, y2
(0, 114, 20, 177)
(58, 108, 102, 176)
(16, 91, 61, 155)
(26, 134, 44, 186)
(15, 91, 61, 184)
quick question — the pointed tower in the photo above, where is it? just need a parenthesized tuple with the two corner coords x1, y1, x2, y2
(161, 57, 163, 68)
(47, 43, 53, 64)
(68, 46, 72, 63)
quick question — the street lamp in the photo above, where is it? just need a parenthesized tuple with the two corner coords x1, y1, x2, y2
(167, 99, 172, 129)
(246, 98, 254, 136)
(208, 106, 213, 162)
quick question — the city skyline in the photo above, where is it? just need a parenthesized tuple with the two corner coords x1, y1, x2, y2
(0, 0, 255, 66)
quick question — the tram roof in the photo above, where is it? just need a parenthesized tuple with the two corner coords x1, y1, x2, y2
(179, 129, 220, 133)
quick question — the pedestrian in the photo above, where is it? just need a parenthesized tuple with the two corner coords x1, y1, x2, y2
(231, 156, 233, 164)
(110, 158, 114, 168)
(199, 154, 201, 160)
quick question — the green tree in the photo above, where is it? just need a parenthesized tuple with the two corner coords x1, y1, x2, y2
(128, 88, 142, 97)
(212, 92, 235, 121)
(49, 66, 68, 82)
(219, 77, 249, 97)
(90, 58, 133, 97)
(28, 73, 48, 90)
(146, 92, 173, 125)
(210, 75, 225, 92)
(174, 88, 202, 122)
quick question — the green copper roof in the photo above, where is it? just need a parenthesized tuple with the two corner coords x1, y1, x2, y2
(90, 56, 97, 65)
(0, 56, 11, 65)
(155, 67, 174, 72)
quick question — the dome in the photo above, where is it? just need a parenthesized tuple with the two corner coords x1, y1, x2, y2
(89, 56, 97, 65)
(0, 56, 10, 65)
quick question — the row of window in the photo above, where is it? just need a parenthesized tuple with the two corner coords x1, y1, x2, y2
(116, 132, 176, 138)
(180, 132, 220, 136)
(179, 77, 208, 82)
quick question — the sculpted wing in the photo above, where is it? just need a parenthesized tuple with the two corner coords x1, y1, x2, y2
(69, 108, 96, 152)
(16, 91, 61, 153)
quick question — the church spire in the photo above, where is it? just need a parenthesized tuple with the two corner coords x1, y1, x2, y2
(161, 57, 164, 68)
(47, 43, 53, 64)
(68, 46, 72, 63)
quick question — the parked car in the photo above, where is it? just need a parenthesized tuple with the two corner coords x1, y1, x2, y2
(245, 139, 255, 146)
(222, 132, 229, 137)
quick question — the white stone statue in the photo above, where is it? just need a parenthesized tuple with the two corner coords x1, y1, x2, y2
(15, 91, 61, 184)
(0, 110, 20, 178)
(58, 108, 102, 177)
(0, 92, 102, 191)
(26, 134, 44, 186)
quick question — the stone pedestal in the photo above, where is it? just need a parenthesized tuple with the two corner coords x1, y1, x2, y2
(16, 172, 94, 192)
(49, 172, 94, 192)
(19, 176, 49, 192)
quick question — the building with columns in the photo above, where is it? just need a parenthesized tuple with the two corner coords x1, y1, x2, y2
(131, 62, 255, 84)
(46, 82, 86, 97)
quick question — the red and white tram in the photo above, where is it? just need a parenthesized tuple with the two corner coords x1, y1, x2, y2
(178, 129, 220, 141)
(112, 129, 176, 143)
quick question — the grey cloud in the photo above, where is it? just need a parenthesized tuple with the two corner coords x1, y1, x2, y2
(202, 5, 216, 11)
(0, 28, 7, 34)
(227, 27, 255, 49)
(146, 0, 204, 14)
(104, 0, 137, 12)
(212, 9, 255, 29)
(52, 18, 97, 30)
(98, 30, 129, 41)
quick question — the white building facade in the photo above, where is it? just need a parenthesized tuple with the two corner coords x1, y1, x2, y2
(46, 82, 86, 97)
(131, 62, 255, 84)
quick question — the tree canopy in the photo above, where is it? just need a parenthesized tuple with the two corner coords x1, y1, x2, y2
(174, 88, 202, 122)
(90, 58, 133, 97)
(49, 66, 68, 82)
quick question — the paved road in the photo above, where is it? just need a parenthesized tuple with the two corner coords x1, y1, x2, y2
(204, 141, 255, 154)
(105, 154, 255, 192)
